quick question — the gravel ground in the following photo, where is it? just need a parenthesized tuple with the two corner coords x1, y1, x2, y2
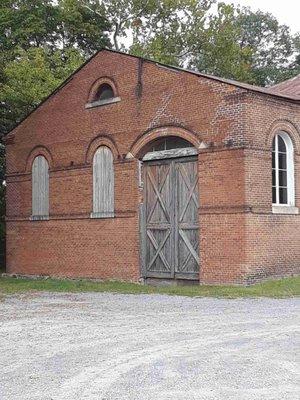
(0, 292, 299, 400)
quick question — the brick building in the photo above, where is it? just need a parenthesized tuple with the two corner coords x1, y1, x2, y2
(5, 49, 300, 284)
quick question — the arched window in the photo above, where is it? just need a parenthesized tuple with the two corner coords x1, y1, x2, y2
(272, 132, 295, 206)
(32, 155, 49, 219)
(149, 136, 193, 152)
(94, 83, 114, 102)
(141, 136, 197, 161)
(86, 80, 120, 109)
(92, 146, 114, 218)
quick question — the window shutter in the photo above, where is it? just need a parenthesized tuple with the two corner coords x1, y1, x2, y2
(32, 156, 49, 219)
(92, 146, 114, 217)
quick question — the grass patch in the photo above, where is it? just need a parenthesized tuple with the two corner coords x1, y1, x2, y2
(0, 275, 299, 298)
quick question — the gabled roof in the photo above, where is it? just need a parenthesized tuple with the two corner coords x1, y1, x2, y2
(5, 48, 300, 137)
(265, 74, 300, 99)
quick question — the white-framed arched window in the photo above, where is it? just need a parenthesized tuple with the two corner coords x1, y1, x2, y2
(272, 132, 295, 206)
(32, 155, 49, 219)
(91, 146, 114, 218)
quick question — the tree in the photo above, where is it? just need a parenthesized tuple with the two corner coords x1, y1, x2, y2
(0, 47, 84, 135)
(129, 0, 214, 66)
(0, 0, 110, 56)
(58, 0, 111, 56)
(0, 0, 111, 136)
(0, 0, 60, 53)
(286, 33, 300, 79)
(189, 3, 254, 82)
(187, 3, 297, 85)
(109, 1, 297, 86)
(235, 7, 296, 85)
(294, 34, 300, 66)
(82, 0, 214, 64)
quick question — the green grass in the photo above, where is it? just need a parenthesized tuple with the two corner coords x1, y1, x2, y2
(0, 275, 299, 299)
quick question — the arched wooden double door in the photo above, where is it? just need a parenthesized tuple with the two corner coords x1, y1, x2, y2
(140, 155, 200, 280)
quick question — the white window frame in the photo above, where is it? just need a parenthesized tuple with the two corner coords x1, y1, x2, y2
(272, 132, 298, 214)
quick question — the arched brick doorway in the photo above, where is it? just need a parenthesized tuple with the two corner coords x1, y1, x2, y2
(139, 136, 200, 282)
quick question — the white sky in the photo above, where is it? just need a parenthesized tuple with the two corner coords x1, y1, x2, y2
(223, 0, 299, 33)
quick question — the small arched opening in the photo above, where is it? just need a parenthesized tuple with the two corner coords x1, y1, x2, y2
(139, 135, 197, 161)
(86, 78, 120, 109)
(93, 83, 114, 102)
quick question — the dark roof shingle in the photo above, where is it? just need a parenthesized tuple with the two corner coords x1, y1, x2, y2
(266, 74, 300, 99)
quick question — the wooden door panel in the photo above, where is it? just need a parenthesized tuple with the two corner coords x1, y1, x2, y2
(146, 164, 171, 224)
(142, 157, 199, 279)
(177, 161, 199, 223)
(175, 160, 200, 276)
(144, 162, 174, 277)
(178, 229, 200, 274)
(146, 228, 172, 274)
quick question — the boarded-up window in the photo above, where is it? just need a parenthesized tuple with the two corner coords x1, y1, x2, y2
(92, 146, 114, 218)
(32, 156, 49, 219)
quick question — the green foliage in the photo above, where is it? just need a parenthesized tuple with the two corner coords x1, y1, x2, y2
(0, 276, 299, 298)
(58, 0, 111, 56)
(129, 0, 214, 65)
(190, 3, 254, 82)
(295, 34, 300, 64)
(0, 0, 60, 52)
(0, 0, 110, 56)
(189, 3, 298, 85)
(109, 1, 299, 86)
(0, 47, 84, 134)
(235, 7, 296, 85)
(284, 33, 300, 80)
(0, 0, 110, 136)
(99, 0, 214, 56)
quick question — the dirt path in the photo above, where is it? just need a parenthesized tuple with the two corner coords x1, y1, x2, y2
(0, 292, 299, 399)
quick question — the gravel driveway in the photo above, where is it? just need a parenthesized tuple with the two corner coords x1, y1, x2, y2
(0, 292, 299, 400)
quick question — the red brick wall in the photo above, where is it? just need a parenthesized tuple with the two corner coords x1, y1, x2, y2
(242, 95, 300, 282)
(6, 217, 140, 280)
(5, 50, 300, 284)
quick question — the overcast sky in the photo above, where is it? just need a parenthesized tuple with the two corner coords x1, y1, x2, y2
(223, 0, 299, 33)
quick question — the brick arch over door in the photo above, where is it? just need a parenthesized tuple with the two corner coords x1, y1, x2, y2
(126, 126, 204, 159)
